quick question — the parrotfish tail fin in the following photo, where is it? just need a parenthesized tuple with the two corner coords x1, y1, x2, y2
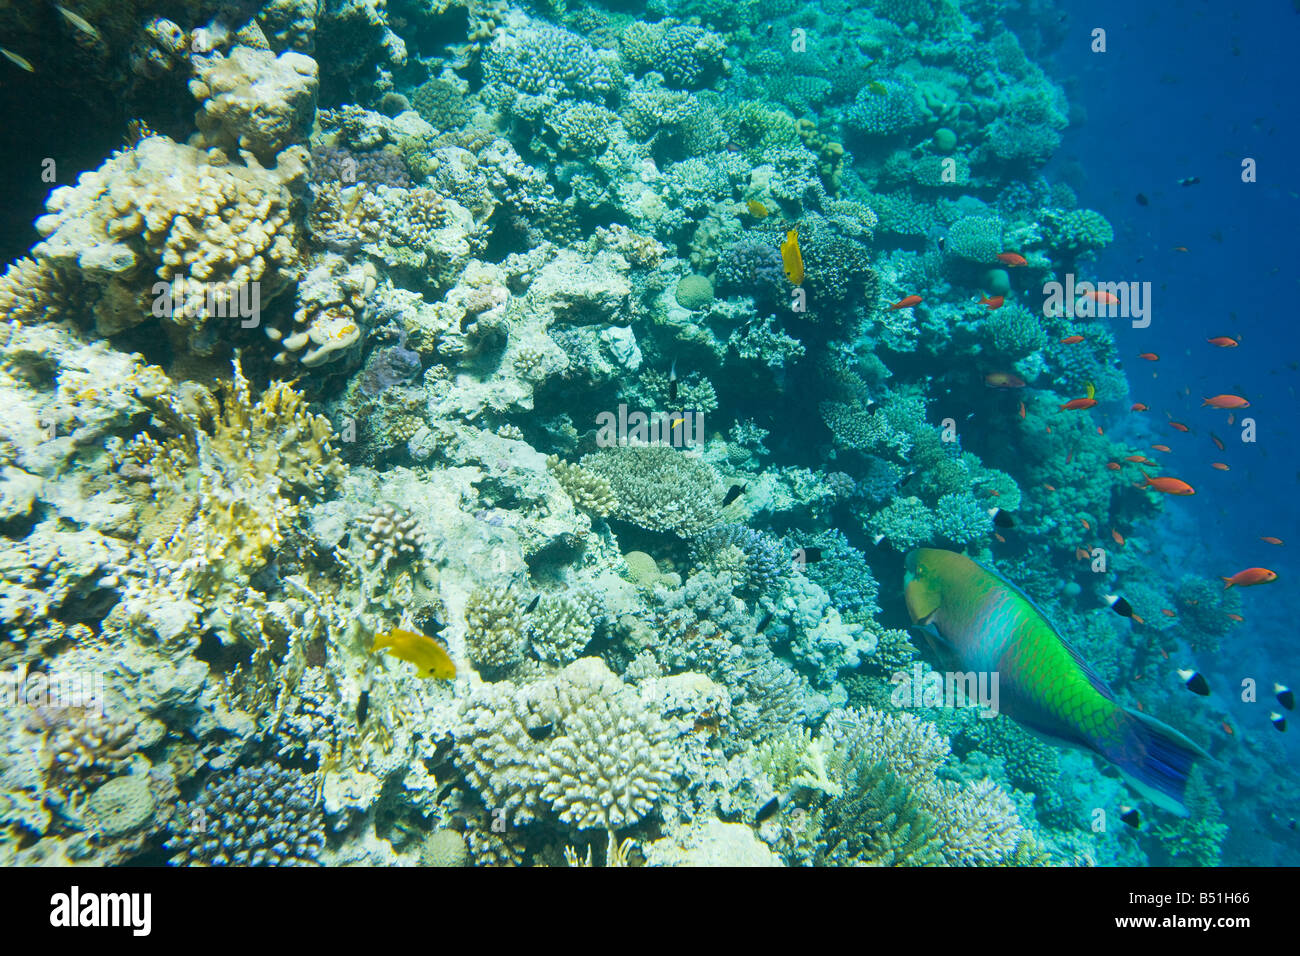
(1106, 709, 1210, 817)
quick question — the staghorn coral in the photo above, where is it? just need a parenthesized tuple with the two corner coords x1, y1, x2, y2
(167, 765, 324, 866)
(452, 658, 674, 831)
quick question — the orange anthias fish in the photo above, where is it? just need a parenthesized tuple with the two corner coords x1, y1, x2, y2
(1151, 444, 1172, 453)
(979, 294, 1004, 310)
(1074, 547, 1090, 561)
(780, 229, 804, 286)
(1131, 403, 1149, 412)
(1260, 536, 1284, 545)
(1061, 397, 1098, 410)
(1202, 394, 1249, 409)
(1111, 529, 1126, 546)
(1227, 413, 1235, 425)
(1169, 421, 1190, 432)
(1044, 483, 1057, 491)
(1080, 517, 1091, 531)
(1160, 608, 1176, 618)
(890, 294, 923, 310)
(1106, 461, 1120, 471)
(1221, 567, 1278, 589)
(1226, 613, 1244, 623)
(996, 251, 1027, 266)
(985, 371, 1026, 388)
(1207, 336, 1239, 348)
(1138, 352, 1160, 361)
(372, 627, 456, 679)
(1081, 289, 1120, 305)
(1060, 335, 1085, 344)
(1210, 433, 1225, 451)
(1125, 455, 1152, 464)
(1018, 400, 1027, 419)
(1137, 471, 1195, 495)
(1211, 462, 1229, 471)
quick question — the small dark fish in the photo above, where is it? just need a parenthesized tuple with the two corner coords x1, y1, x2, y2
(1106, 594, 1136, 619)
(1178, 176, 1200, 186)
(756, 795, 782, 823)
(1119, 806, 1140, 828)
(1276, 683, 1295, 711)
(756, 611, 774, 633)
(1270, 712, 1287, 732)
(526, 723, 554, 741)
(356, 690, 370, 725)
(766, 25, 774, 36)
(1136, 193, 1149, 206)
(793, 546, 823, 565)
(863, 398, 880, 415)
(525, 595, 540, 614)
(938, 236, 946, 253)
(1289, 819, 1297, 831)
(721, 483, 747, 507)
(668, 357, 678, 403)
(987, 507, 1015, 529)
(1178, 668, 1210, 696)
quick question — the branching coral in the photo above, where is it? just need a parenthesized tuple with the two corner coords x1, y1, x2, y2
(581, 444, 723, 537)
(452, 658, 674, 830)
(167, 764, 324, 866)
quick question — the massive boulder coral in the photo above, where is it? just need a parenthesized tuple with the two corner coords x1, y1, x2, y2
(16, 136, 307, 356)
(190, 47, 320, 162)
(452, 658, 674, 831)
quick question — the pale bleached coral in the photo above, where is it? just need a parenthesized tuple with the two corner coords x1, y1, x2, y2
(453, 657, 674, 831)
(28, 136, 307, 353)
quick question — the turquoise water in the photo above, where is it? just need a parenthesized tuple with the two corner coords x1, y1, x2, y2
(0, 0, 1294, 867)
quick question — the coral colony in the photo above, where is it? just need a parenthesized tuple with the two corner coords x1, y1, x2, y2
(0, 0, 1271, 869)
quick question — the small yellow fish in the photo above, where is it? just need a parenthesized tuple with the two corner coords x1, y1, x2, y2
(867, 81, 888, 96)
(1085, 381, 1096, 401)
(372, 627, 456, 679)
(55, 5, 101, 41)
(1, 47, 34, 72)
(780, 229, 804, 286)
(746, 199, 769, 219)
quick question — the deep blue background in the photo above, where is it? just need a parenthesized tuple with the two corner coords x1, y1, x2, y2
(1046, 0, 1298, 771)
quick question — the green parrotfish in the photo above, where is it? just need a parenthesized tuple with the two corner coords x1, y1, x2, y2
(904, 548, 1208, 816)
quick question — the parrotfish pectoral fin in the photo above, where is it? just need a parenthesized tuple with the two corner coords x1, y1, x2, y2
(908, 621, 955, 658)
(1108, 708, 1211, 818)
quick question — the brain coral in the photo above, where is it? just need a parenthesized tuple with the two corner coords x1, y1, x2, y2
(581, 444, 723, 537)
(452, 658, 674, 830)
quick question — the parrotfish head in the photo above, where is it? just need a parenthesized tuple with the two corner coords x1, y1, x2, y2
(904, 548, 949, 625)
